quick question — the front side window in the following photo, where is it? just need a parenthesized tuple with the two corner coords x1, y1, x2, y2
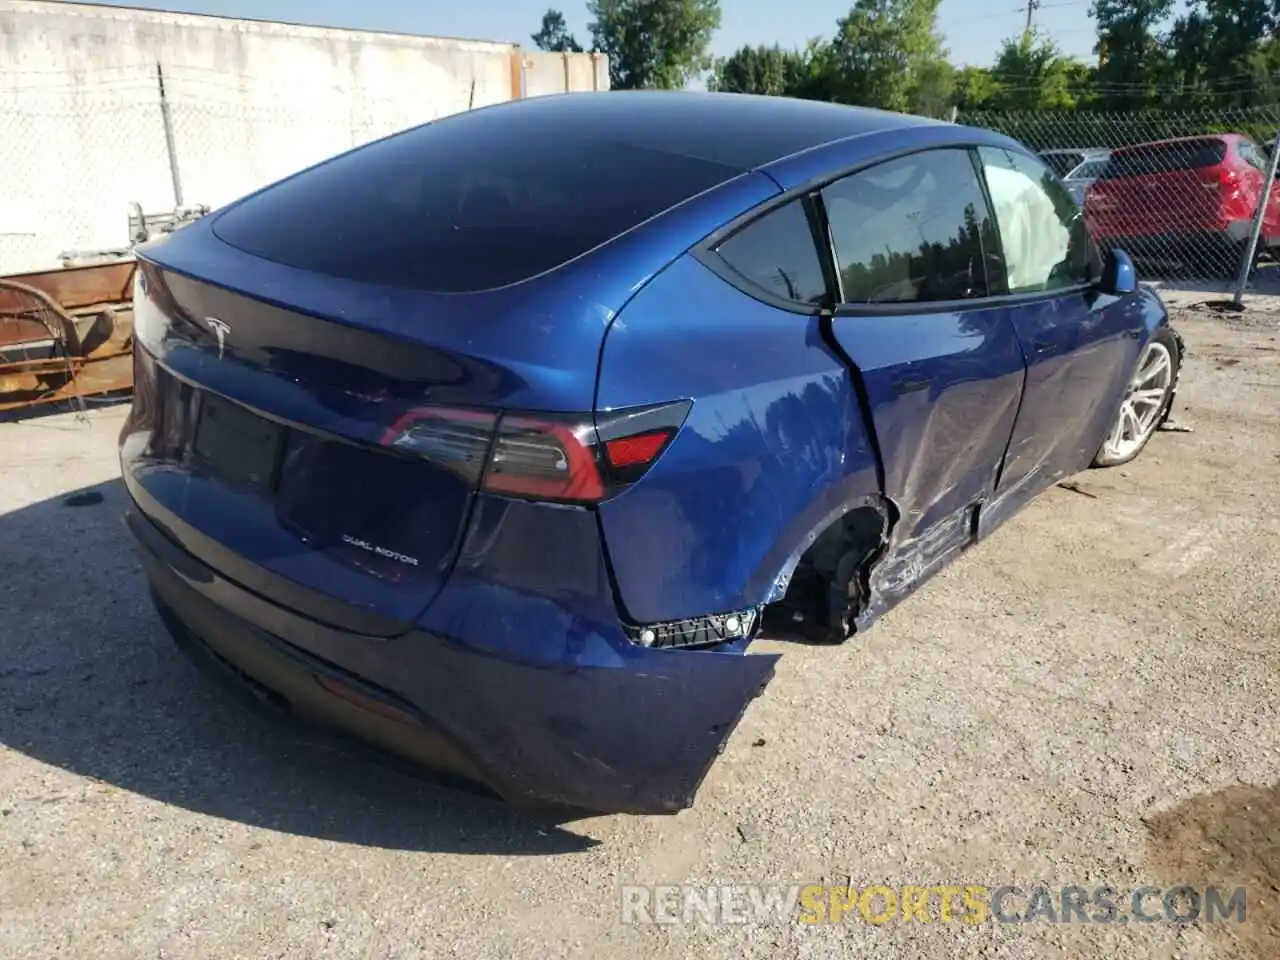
(977, 146, 1094, 294)
(714, 200, 829, 305)
(822, 148, 997, 305)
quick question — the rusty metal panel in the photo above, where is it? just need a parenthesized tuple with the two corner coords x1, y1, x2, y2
(0, 260, 136, 413)
(0, 260, 135, 318)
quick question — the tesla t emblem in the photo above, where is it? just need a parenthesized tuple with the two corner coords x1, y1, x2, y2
(204, 317, 231, 359)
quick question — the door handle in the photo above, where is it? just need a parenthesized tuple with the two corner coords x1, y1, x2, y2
(1032, 339, 1054, 353)
(892, 378, 931, 396)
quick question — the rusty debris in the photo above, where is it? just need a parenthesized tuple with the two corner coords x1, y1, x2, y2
(0, 260, 136, 414)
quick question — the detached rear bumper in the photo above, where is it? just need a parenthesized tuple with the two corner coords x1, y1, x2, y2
(125, 505, 777, 815)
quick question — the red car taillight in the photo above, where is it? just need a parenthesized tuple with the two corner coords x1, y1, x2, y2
(1200, 164, 1239, 195)
(381, 400, 690, 504)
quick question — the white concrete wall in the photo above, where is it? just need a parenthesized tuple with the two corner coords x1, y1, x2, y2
(523, 51, 609, 98)
(0, 1, 607, 274)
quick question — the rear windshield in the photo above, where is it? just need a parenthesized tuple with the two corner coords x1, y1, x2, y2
(212, 116, 742, 293)
(1099, 138, 1227, 179)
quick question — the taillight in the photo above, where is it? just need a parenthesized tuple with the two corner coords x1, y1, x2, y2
(485, 414, 605, 501)
(381, 399, 690, 504)
(604, 431, 671, 469)
(1201, 165, 1239, 193)
(382, 406, 497, 483)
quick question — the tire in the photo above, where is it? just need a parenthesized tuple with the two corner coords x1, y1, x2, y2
(1091, 326, 1181, 468)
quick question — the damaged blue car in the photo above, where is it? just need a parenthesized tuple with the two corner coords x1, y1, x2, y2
(120, 92, 1182, 814)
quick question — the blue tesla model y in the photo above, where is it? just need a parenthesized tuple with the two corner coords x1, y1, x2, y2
(120, 92, 1182, 814)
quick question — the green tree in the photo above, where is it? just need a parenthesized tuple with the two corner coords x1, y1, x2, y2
(1091, 0, 1175, 109)
(1167, 0, 1273, 106)
(709, 44, 806, 95)
(587, 0, 722, 89)
(989, 32, 1080, 110)
(953, 65, 1002, 111)
(825, 0, 948, 113)
(907, 58, 956, 117)
(784, 39, 843, 101)
(532, 9, 583, 52)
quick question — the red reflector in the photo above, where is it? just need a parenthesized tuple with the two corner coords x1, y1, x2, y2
(605, 430, 671, 468)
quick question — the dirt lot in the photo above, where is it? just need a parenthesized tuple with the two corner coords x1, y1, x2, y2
(0, 308, 1276, 960)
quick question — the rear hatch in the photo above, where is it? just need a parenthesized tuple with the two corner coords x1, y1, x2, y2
(1085, 137, 1231, 236)
(122, 107, 747, 633)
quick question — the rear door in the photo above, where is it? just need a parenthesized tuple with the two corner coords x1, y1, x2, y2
(974, 145, 1143, 513)
(819, 147, 1027, 581)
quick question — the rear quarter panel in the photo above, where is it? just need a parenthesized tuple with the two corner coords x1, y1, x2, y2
(594, 255, 881, 624)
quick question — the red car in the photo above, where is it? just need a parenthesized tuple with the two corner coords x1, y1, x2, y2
(1083, 133, 1277, 276)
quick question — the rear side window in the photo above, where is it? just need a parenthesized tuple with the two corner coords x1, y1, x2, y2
(212, 120, 742, 293)
(822, 148, 998, 305)
(1100, 138, 1227, 179)
(715, 201, 828, 305)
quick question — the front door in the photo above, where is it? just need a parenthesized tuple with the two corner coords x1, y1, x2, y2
(974, 145, 1144, 516)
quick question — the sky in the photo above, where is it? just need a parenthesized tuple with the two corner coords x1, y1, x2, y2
(69, 0, 1104, 68)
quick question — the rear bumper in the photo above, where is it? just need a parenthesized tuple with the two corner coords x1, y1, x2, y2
(125, 503, 777, 815)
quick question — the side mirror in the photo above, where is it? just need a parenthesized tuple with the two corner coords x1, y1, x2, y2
(1098, 248, 1137, 296)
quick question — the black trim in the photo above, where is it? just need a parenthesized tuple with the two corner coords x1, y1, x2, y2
(829, 281, 1098, 319)
(802, 192, 843, 308)
(695, 256, 824, 317)
(595, 398, 693, 443)
(967, 146, 1011, 297)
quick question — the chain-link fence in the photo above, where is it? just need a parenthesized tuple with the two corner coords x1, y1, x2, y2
(959, 107, 1280, 294)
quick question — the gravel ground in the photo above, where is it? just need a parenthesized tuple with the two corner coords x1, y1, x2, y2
(0, 308, 1276, 960)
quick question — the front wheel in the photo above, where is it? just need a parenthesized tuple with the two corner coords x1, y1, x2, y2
(1092, 327, 1180, 468)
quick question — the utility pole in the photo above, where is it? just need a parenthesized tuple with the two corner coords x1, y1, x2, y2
(1024, 0, 1040, 34)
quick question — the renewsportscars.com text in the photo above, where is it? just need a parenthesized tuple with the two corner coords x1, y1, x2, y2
(620, 883, 1248, 926)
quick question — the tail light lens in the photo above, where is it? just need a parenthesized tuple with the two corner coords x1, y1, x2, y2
(383, 406, 497, 483)
(1201, 165, 1239, 195)
(382, 399, 690, 504)
(485, 414, 605, 501)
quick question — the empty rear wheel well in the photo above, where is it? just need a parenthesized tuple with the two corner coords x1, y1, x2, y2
(763, 504, 891, 643)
